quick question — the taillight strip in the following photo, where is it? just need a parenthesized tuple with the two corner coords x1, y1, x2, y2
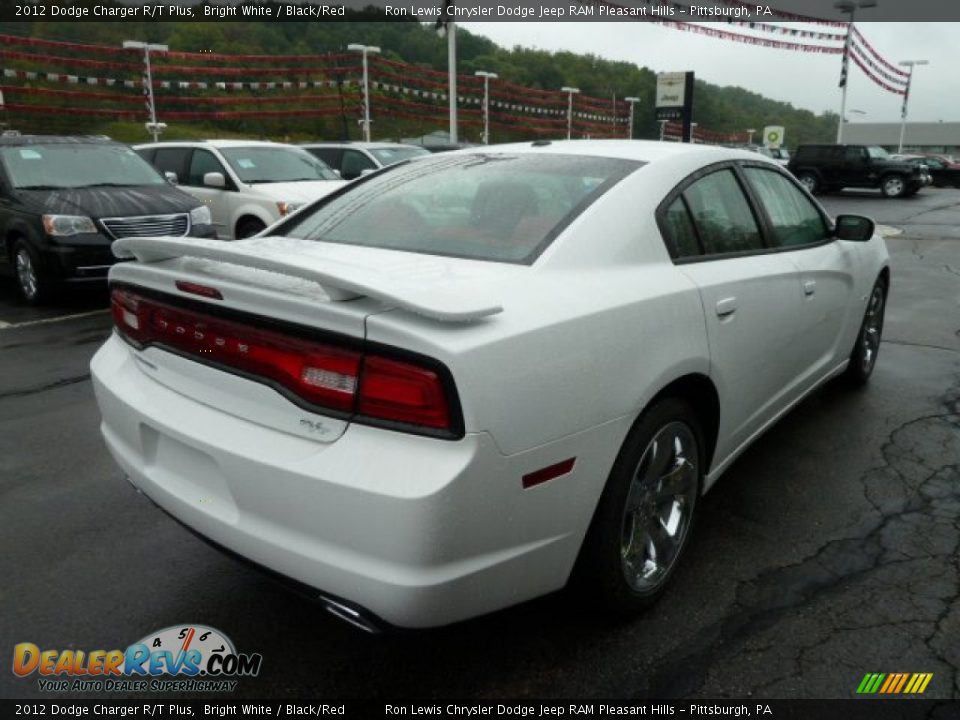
(110, 286, 463, 438)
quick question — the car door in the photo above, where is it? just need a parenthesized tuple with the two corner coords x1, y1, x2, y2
(662, 166, 807, 463)
(840, 145, 870, 188)
(742, 164, 859, 388)
(184, 148, 234, 237)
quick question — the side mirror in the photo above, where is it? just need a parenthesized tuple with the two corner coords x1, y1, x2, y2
(164, 171, 178, 185)
(834, 214, 875, 242)
(203, 172, 226, 189)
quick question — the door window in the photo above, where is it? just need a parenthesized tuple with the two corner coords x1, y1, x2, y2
(340, 150, 377, 180)
(744, 167, 828, 248)
(682, 169, 764, 256)
(187, 149, 228, 187)
(151, 147, 191, 183)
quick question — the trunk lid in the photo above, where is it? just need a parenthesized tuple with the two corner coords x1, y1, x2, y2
(108, 235, 505, 443)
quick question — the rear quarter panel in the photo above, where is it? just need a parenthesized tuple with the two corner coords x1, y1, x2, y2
(365, 163, 711, 457)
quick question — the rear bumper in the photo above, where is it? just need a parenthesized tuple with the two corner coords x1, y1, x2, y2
(91, 334, 617, 628)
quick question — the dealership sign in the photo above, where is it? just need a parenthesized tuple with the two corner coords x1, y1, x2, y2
(655, 71, 695, 142)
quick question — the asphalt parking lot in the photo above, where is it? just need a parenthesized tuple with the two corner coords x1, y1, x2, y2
(1, 187, 958, 701)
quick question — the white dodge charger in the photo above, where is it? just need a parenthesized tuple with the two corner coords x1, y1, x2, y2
(91, 141, 889, 630)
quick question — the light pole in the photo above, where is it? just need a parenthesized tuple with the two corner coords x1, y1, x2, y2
(835, 0, 878, 143)
(561, 86, 579, 140)
(436, 15, 458, 144)
(123, 40, 168, 142)
(475, 71, 497, 145)
(348, 44, 380, 142)
(746, 128, 756, 145)
(624, 96, 640, 139)
(898, 59, 928, 154)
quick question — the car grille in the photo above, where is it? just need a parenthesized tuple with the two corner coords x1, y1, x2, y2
(101, 214, 189, 240)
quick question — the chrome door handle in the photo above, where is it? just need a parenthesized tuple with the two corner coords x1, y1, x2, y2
(803, 280, 817, 296)
(715, 297, 737, 317)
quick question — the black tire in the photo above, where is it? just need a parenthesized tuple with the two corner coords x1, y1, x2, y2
(573, 397, 704, 617)
(880, 174, 907, 198)
(12, 239, 53, 305)
(235, 218, 266, 239)
(796, 171, 820, 195)
(845, 277, 887, 385)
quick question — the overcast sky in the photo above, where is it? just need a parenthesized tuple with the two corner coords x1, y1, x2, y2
(467, 22, 955, 124)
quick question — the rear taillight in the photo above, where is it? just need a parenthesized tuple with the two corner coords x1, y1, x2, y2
(111, 287, 459, 436)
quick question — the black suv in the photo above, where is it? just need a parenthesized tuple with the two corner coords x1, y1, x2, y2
(0, 136, 216, 304)
(788, 144, 926, 198)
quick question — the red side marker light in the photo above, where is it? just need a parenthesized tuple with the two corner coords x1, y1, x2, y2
(522, 458, 576, 489)
(175, 281, 223, 300)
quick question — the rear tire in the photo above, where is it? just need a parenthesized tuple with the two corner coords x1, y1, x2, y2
(235, 218, 266, 239)
(13, 239, 53, 305)
(880, 174, 907, 198)
(845, 277, 887, 385)
(573, 397, 703, 617)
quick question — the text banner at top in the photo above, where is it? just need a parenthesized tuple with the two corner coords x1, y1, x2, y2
(0, 0, 954, 23)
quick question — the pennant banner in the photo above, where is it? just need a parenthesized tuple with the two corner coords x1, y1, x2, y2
(850, 25, 910, 78)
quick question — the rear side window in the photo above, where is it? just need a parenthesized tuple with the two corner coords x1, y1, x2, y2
(282, 153, 642, 264)
(662, 197, 701, 258)
(682, 169, 763, 256)
(744, 167, 828, 248)
(306, 147, 341, 168)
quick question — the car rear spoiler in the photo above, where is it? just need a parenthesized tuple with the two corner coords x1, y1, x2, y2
(112, 236, 503, 323)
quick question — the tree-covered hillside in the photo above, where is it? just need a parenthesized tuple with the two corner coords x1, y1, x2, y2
(0, 16, 839, 146)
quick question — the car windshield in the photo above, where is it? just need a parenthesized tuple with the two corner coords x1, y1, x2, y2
(0, 143, 166, 189)
(281, 153, 642, 264)
(368, 146, 431, 166)
(867, 146, 890, 159)
(219, 146, 339, 183)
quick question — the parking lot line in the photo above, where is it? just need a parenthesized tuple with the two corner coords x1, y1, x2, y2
(0, 308, 109, 329)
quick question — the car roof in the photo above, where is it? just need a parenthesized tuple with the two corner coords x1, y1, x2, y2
(0, 135, 119, 147)
(301, 141, 423, 150)
(441, 139, 765, 166)
(134, 139, 287, 149)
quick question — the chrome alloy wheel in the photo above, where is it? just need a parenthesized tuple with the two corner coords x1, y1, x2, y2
(799, 174, 817, 193)
(620, 421, 699, 593)
(861, 284, 885, 374)
(883, 176, 905, 197)
(15, 247, 39, 301)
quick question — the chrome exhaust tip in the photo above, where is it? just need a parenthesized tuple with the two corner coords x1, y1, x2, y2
(321, 596, 382, 634)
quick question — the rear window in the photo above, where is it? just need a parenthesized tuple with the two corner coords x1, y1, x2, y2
(0, 143, 165, 190)
(281, 153, 641, 264)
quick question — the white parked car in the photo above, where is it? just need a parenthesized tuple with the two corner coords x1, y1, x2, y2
(301, 141, 431, 180)
(135, 140, 347, 239)
(92, 141, 889, 630)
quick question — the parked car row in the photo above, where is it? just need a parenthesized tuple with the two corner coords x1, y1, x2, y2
(891, 153, 960, 188)
(0, 135, 431, 303)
